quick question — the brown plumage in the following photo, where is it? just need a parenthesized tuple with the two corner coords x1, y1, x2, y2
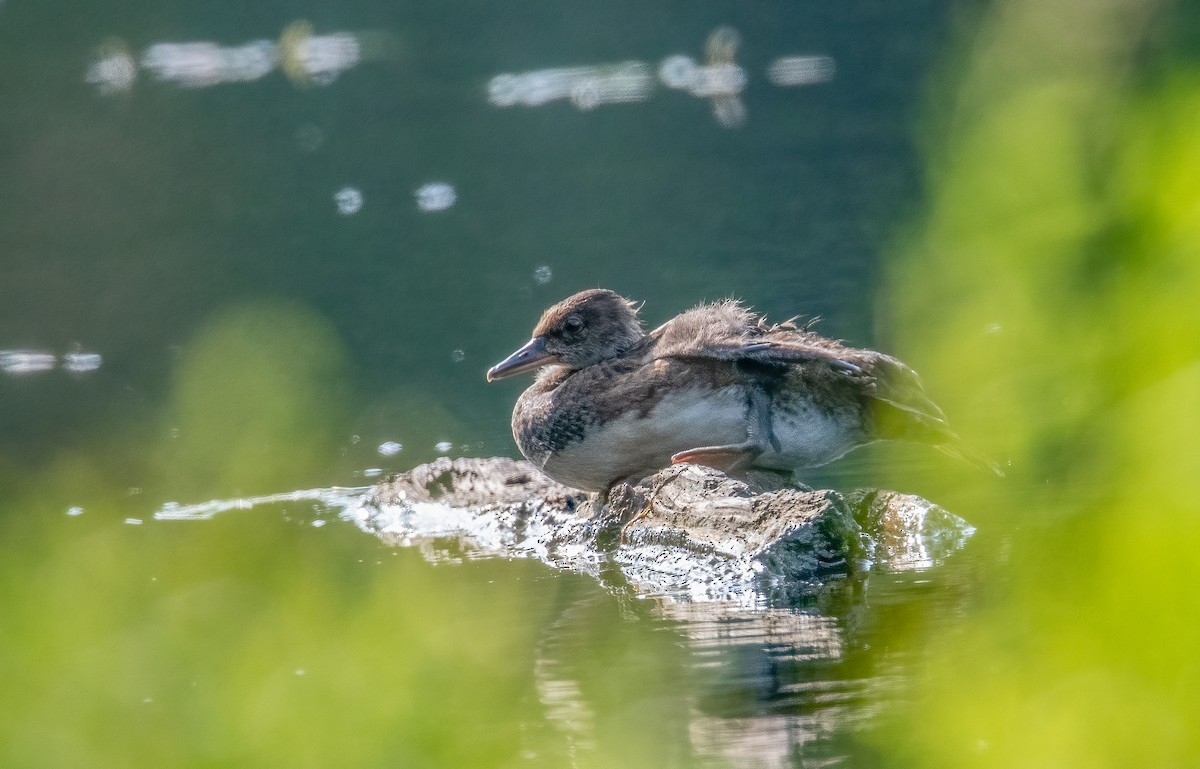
(486, 289, 999, 492)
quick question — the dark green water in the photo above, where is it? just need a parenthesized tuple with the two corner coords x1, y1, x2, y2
(1, 0, 952, 479)
(7, 1, 1197, 767)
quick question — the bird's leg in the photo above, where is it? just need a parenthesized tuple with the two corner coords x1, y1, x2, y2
(671, 387, 777, 472)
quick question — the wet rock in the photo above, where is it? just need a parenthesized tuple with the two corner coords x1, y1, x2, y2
(349, 456, 973, 604)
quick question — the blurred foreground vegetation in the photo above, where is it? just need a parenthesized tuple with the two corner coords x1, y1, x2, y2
(872, 0, 1200, 765)
(0, 303, 696, 767)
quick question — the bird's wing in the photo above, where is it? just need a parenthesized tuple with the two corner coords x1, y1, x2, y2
(659, 339, 864, 374)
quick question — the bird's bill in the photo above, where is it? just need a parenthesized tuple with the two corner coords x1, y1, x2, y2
(486, 337, 557, 381)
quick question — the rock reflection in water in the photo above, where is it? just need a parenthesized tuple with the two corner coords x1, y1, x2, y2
(340, 457, 973, 766)
(156, 456, 973, 766)
(529, 584, 868, 767)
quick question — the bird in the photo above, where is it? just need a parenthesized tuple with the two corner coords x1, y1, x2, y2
(486, 288, 1000, 493)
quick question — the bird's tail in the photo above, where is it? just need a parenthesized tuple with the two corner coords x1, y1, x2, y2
(866, 355, 1005, 477)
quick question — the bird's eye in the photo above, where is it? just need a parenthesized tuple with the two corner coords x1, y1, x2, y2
(563, 316, 585, 335)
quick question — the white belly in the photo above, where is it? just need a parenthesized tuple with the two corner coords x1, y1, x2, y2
(755, 404, 864, 470)
(543, 386, 747, 491)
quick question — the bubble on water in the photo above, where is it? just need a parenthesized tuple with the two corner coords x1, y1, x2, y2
(533, 265, 553, 284)
(311, 519, 326, 528)
(415, 182, 456, 212)
(451, 349, 466, 363)
(362, 467, 384, 478)
(334, 186, 363, 215)
(124, 518, 143, 526)
(86, 38, 137, 94)
(377, 441, 402, 456)
(66, 506, 84, 517)
(659, 55, 699, 90)
(435, 441, 453, 454)
(350, 434, 361, 444)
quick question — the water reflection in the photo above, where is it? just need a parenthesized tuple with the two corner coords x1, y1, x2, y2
(487, 61, 654, 110)
(156, 480, 967, 765)
(488, 26, 833, 126)
(0, 348, 102, 375)
(0, 349, 56, 374)
(85, 22, 386, 94)
(278, 21, 361, 87)
(661, 27, 747, 128)
(766, 55, 837, 87)
(62, 351, 103, 373)
(142, 40, 277, 88)
(525, 564, 897, 766)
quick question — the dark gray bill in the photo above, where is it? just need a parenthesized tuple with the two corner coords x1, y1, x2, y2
(485, 336, 556, 381)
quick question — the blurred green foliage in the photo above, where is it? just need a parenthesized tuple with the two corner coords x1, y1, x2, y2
(160, 301, 351, 499)
(872, 0, 1200, 765)
(0, 299, 698, 768)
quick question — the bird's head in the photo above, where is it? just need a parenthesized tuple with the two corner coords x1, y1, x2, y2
(486, 289, 644, 381)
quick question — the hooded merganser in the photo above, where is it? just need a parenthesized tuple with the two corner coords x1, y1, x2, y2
(486, 289, 999, 492)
